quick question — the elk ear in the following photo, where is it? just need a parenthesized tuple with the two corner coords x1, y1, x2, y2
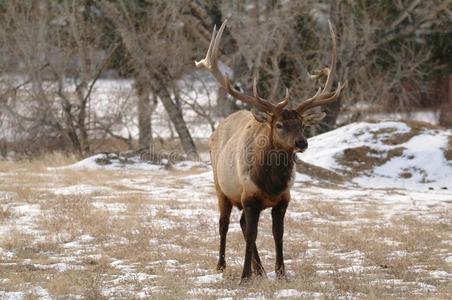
(251, 109, 272, 123)
(302, 112, 326, 126)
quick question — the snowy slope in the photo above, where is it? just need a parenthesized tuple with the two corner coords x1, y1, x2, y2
(55, 153, 208, 171)
(60, 121, 452, 192)
(301, 121, 452, 191)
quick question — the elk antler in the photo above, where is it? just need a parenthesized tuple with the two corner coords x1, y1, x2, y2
(296, 21, 344, 114)
(195, 19, 289, 115)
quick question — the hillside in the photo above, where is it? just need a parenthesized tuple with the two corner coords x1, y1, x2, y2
(301, 121, 452, 191)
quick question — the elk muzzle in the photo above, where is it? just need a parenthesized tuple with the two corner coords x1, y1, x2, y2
(295, 138, 308, 152)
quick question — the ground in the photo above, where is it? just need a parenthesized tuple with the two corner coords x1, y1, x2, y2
(1, 121, 451, 299)
(0, 157, 451, 299)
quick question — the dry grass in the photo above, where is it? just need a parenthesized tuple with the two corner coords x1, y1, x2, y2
(0, 152, 79, 172)
(296, 160, 344, 184)
(378, 120, 442, 146)
(0, 205, 12, 220)
(336, 146, 405, 174)
(0, 158, 451, 299)
(40, 195, 112, 242)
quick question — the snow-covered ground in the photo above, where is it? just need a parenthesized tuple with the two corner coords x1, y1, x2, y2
(64, 120, 452, 193)
(0, 120, 451, 299)
(302, 121, 452, 191)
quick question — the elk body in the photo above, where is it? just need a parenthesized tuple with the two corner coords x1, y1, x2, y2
(196, 20, 344, 282)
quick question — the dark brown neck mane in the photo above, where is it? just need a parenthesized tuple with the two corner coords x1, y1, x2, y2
(250, 143, 295, 197)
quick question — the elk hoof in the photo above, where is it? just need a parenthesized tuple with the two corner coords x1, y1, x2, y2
(276, 273, 289, 282)
(216, 263, 226, 272)
(239, 276, 252, 285)
(253, 264, 267, 278)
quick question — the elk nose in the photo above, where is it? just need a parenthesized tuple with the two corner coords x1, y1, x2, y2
(295, 139, 308, 151)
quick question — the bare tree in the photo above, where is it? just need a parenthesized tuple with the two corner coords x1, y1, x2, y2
(1, 0, 449, 158)
(134, 73, 156, 149)
(212, 0, 449, 130)
(100, 0, 200, 159)
(0, 1, 122, 156)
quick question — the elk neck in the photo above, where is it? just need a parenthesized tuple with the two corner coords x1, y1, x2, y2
(250, 129, 295, 197)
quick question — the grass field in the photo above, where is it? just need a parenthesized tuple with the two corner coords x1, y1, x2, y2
(0, 156, 451, 299)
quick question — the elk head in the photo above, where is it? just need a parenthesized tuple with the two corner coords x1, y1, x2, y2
(195, 19, 344, 153)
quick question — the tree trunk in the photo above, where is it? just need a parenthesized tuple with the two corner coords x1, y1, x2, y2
(439, 75, 452, 127)
(153, 78, 199, 160)
(75, 82, 89, 155)
(68, 3, 90, 155)
(216, 87, 238, 117)
(61, 102, 82, 154)
(134, 75, 153, 149)
(317, 96, 342, 134)
(0, 139, 6, 158)
(314, 0, 342, 134)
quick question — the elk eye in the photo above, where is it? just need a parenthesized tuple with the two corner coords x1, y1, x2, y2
(275, 122, 283, 129)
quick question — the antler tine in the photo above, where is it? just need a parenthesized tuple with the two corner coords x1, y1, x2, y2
(274, 88, 290, 111)
(195, 25, 215, 68)
(296, 86, 321, 112)
(323, 20, 337, 93)
(309, 68, 329, 80)
(281, 88, 290, 102)
(206, 25, 217, 64)
(195, 19, 288, 114)
(253, 77, 291, 112)
(313, 86, 322, 98)
(296, 83, 344, 113)
(316, 82, 344, 106)
(212, 20, 227, 61)
(252, 77, 259, 98)
(296, 20, 343, 114)
(254, 77, 289, 105)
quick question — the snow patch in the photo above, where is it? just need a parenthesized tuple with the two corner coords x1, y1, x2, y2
(430, 270, 452, 279)
(0, 291, 25, 300)
(274, 289, 302, 298)
(275, 289, 322, 299)
(110, 272, 158, 284)
(50, 184, 110, 196)
(193, 273, 223, 284)
(301, 121, 452, 192)
(31, 263, 84, 272)
(55, 154, 163, 171)
(295, 172, 312, 182)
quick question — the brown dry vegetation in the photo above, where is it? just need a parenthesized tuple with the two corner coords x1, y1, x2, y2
(362, 120, 439, 145)
(296, 161, 344, 184)
(0, 155, 451, 299)
(0, 206, 12, 221)
(337, 146, 406, 174)
(379, 120, 443, 146)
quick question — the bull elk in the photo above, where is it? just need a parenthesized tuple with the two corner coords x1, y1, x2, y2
(195, 20, 344, 283)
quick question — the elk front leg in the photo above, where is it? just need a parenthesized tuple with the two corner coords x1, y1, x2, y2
(240, 211, 266, 277)
(241, 199, 261, 283)
(272, 200, 288, 279)
(217, 195, 232, 271)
